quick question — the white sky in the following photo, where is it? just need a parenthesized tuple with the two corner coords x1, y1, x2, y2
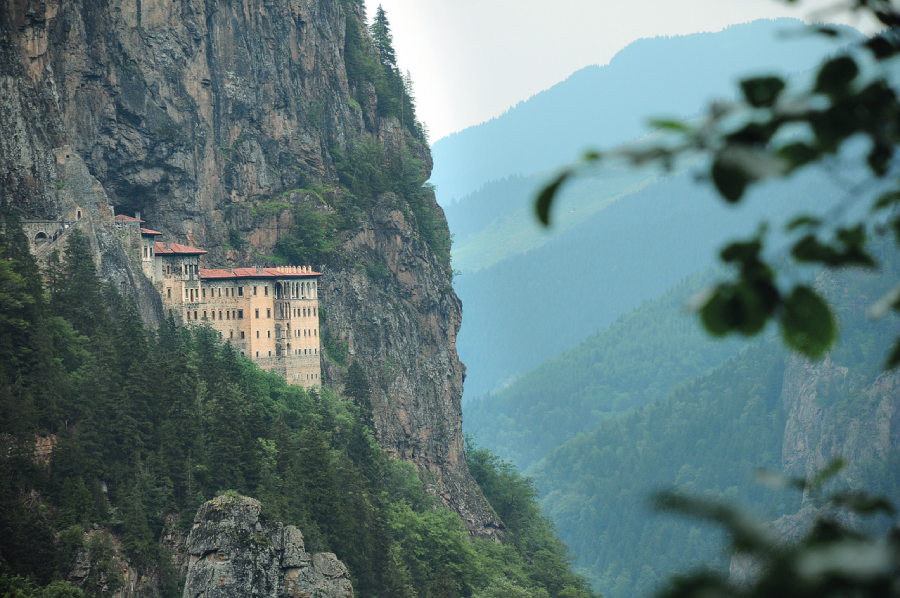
(363, 0, 878, 141)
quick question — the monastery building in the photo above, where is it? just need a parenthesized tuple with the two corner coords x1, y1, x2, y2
(133, 219, 322, 387)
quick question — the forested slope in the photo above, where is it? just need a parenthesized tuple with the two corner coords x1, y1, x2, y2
(464, 272, 742, 470)
(0, 211, 595, 598)
(456, 166, 844, 399)
(529, 237, 900, 598)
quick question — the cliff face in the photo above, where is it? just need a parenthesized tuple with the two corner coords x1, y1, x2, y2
(729, 353, 900, 585)
(780, 354, 900, 487)
(0, 0, 497, 533)
(321, 193, 500, 535)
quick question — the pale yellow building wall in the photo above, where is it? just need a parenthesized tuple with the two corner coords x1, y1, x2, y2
(152, 255, 322, 387)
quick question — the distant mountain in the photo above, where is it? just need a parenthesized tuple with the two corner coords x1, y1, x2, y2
(431, 18, 859, 205)
(463, 271, 744, 472)
(455, 166, 845, 400)
(531, 244, 900, 598)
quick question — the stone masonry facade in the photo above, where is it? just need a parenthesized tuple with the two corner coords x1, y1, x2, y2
(122, 215, 323, 388)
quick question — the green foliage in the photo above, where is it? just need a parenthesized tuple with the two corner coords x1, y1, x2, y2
(275, 203, 340, 265)
(0, 575, 84, 598)
(526, 237, 900, 598)
(465, 272, 744, 470)
(533, 10, 900, 366)
(0, 213, 587, 598)
(465, 438, 598, 598)
(332, 139, 450, 264)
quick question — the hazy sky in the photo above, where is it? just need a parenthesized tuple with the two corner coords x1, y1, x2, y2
(363, 0, 876, 141)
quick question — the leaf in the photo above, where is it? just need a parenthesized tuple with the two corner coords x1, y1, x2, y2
(812, 458, 844, 488)
(711, 157, 748, 203)
(534, 170, 572, 226)
(780, 286, 836, 358)
(786, 215, 822, 231)
(865, 36, 900, 59)
(700, 286, 737, 336)
(867, 140, 893, 176)
(872, 191, 900, 212)
(778, 142, 820, 169)
(813, 25, 840, 37)
(791, 227, 876, 268)
(700, 280, 777, 337)
(815, 56, 859, 97)
(831, 492, 896, 516)
(726, 122, 778, 145)
(741, 77, 786, 108)
(887, 339, 900, 370)
(649, 119, 691, 132)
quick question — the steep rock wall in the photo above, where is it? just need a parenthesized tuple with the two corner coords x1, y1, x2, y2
(0, 0, 497, 533)
(321, 193, 501, 536)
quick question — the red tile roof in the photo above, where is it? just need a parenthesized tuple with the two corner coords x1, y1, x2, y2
(200, 266, 322, 280)
(154, 241, 208, 255)
(141, 228, 163, 235)
(115, 214, 145, 223)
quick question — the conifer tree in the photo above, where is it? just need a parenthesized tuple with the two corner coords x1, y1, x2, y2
(369, 5, 396, 69)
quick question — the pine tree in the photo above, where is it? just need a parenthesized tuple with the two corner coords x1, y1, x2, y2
(344, 361, 373, 429)
(369, 6, 396, 69)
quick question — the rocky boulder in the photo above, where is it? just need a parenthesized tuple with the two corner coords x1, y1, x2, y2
(184, 495, 352, 598)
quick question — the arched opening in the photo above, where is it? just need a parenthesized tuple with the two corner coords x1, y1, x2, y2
(76, 210, 82, 220)
(34, 232, 49, 245)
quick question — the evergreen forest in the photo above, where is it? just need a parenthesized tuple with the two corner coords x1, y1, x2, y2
(0, 209, 594, 598)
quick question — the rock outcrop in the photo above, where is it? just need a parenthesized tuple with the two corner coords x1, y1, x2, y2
(321, 193, 500, 536)
(729, 353, 900, 585)
(184, 495, 352, 598)
(0, 0, 498, 533)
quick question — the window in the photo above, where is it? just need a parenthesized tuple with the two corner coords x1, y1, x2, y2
(303, 349, 306, 355)
(238, 310, 243, 319)
(226, 311, 230, 320)
(267, 308, 271, 318)
(230, 331, 233, 339)
(268, 351, 271, 356)
(267, 330, 271, 338)
(314, 329, 317, 336)
(143, 247, 148, 258)
(264, 286, 268, 296)
(240, 331, 245, 339)
(256, 331, 259, 338)
(256, 351, 259, 357)
(167, 288, 171, 299)
(238, 287, 243, 297)
(313, 308, 317, 317)
(218, 288, 221, 297)
(194, 311, 198, 319)
(212, 311, 216, 320)
(203, 311, 207, 318)
(255, 309, 259, 319)
(219, 311, 222, 319)
(186, 311, 190, 320)
(169, 308, 172, 316)
(254, 286, 258, 295)
(303, 308, 306, 317)
(202, 289, 206, 298)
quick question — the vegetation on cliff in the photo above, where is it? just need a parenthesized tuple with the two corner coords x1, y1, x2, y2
(0, 209, 592, 598)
